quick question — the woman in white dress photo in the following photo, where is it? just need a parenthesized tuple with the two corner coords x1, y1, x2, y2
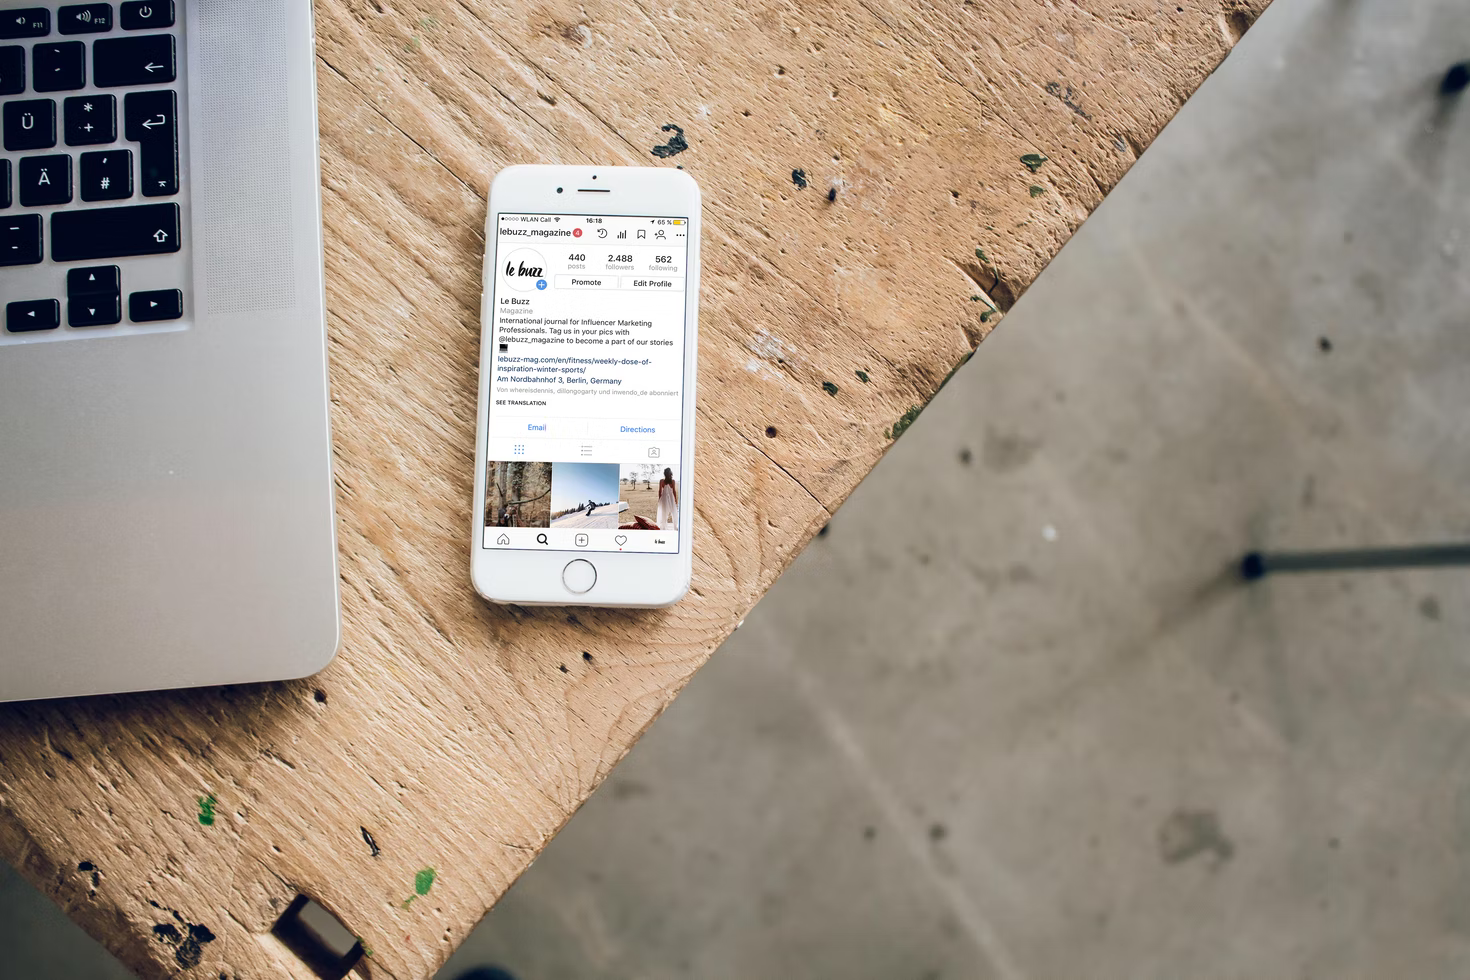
(656, 467, 678, 530)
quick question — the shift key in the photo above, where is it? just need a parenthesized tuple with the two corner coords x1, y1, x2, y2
(52, 202, 179, 261)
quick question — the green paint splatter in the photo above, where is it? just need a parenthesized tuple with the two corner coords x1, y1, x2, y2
(196, 794, 217, 826)
(417, 15, 439, 30)
(974, 247, 989, 264)
(980, 310, 994, 322)
(356, 938, 373, 958)
(822, 381, 839, 396)
(855, 370, 870, 383)
(401, 867, 437, 908)
(1021, 153, 1048, 173)
(1029, 184, 1047, 198)
(886, 405, 923, 441)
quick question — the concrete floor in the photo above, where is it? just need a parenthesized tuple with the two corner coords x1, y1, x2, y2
(6, 0, 1470, 976)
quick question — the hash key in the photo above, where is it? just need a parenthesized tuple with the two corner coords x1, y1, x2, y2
(125, 89, 176, 196)
(0, 45, 24, 96)
(19, 154, 71, 206)
(64, 93, 116, 145)
(80, 148, 131, 201)
(94, 34, 174, 87)
(4, 99, 56, 151)
(0, 214, 42, 265)
(33, 41, 85, 92)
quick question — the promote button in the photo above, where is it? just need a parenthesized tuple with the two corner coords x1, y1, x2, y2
(554, 274, 617, 289)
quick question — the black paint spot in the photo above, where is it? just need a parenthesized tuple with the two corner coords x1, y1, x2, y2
(791, 169, 808, 189)
(152, 917, 217, 970)
(1442, 62, 1470, 96)
(313, 689, 327, 704)
(827, 187, 837, 202)
(582, 651, 594, 663)
(558, 664, 569, 673)
(651, 123, 688, 158)
(361, 826, 381, 858)
(1420, 596, 1442, 621)
(959, 448, 973, 466)
(822, 381, 839, 396)
(855, 369, 870, 383)
(1318, 336, 1333, 353)
(765, 425, 778, 438)
(862, 825, 877, 840)
(928, 823, 948, 841)
(77, 861, 95, 872)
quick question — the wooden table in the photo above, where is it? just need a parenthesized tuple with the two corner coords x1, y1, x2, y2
(0, 1, 1266, 976)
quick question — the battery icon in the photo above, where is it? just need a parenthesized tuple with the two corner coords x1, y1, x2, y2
(672, 219, 685, 225)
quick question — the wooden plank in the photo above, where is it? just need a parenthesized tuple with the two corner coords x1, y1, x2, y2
(0, 1, 1267, 976)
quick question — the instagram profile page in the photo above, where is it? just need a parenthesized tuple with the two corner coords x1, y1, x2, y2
(483, 213, 690, 554)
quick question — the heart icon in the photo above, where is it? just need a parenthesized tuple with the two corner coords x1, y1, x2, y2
(614, 535, 628, 546)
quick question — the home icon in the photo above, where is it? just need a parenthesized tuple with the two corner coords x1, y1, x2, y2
(496, 533, 510, 546)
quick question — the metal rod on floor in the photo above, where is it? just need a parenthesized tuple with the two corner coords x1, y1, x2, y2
(1240, 544, 1470, 581)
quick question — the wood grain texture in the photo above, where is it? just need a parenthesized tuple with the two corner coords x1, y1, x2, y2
(0, 1, 1266, 976)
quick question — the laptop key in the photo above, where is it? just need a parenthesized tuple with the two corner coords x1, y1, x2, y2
(0, 214, 42, 265)
(6, 299, 60, 332)
(0, 46, 23, 96)
(33, 41, 85, 92)
(64, 93, 115, 144)
(0, 9, 50, 40)
(68, 264, 121, 295)
(129, 288, 181, 322)
(51, 201, 178, 261)
(1, 160, 9, 209)
(124, 89, 175, 196)
(80, 148, 131, 201)
(120, 0, 172, 30)
(3, 99, 56, 151)
(69, 294, 121, 327)
(59, 4, 113, 35)
(93, 34, 174, 87)
(19, 154, 71, 206)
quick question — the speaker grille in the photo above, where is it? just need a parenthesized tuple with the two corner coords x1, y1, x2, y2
(195, 0, 297, 314)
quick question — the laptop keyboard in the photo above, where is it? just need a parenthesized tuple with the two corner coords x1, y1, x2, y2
(0, 1, 187, 341)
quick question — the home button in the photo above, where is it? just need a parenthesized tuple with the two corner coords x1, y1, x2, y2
(562, 559, 597, 594)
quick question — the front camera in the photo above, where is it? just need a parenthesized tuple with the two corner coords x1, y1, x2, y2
(556, 187, 563, 193)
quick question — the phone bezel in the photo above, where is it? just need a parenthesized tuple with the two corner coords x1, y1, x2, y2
(470, 165, 701, 607)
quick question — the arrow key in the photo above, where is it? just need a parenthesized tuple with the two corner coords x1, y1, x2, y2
(129, 288, 182, 323)
(93, 33, 174, 87)
(69, 294, 121, 327)
(6, 299, 60, 333)
(124, 89, 175, 195)
(67, 264, 122, 296)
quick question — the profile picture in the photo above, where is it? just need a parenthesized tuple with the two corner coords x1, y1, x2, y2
(485, 461, 552, 528)
(550, 462, 623, 530)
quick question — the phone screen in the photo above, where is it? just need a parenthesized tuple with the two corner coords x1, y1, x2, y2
(482, 213, 691, 554)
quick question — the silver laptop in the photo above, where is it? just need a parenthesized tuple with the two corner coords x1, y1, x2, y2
(0, 0, 339, 701)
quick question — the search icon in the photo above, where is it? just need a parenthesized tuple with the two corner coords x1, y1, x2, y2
(536, 533, 549, 545)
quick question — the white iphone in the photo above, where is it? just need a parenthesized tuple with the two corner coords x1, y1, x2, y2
(470, 166, 701, 606)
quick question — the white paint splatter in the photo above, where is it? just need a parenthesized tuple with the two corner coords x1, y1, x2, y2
(1041, 524, 1058, 542)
